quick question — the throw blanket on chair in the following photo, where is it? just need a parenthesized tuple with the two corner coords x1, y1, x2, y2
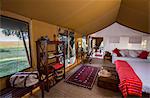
(115, 60, 142, 98)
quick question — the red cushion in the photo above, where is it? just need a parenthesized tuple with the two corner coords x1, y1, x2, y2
(113, 48, 122, 57)
(53, 63, 64, 70)
(138, 51, 149, 59)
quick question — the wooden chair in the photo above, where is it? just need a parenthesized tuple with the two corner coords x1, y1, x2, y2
(86, 51, 93, 64)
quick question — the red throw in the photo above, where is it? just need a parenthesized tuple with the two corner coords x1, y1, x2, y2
(115, 60, 142, 98)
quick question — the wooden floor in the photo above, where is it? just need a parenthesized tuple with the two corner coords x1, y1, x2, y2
(29, 58, 149, 98)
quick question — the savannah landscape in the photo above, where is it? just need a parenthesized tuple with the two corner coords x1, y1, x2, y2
(0, 41, 30, 77)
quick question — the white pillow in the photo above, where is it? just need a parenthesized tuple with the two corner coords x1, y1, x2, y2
(129, 50, 138, 57)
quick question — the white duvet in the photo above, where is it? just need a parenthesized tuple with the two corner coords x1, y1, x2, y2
(127, 61, 150, 93)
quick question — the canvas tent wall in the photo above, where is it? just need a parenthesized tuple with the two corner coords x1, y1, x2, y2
(90, 23, 150, 52)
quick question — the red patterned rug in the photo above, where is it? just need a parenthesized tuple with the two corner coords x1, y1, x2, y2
(65, 65, 99, 89)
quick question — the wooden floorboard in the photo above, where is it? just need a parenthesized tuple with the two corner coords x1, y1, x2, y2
(28, 59, 149, 98)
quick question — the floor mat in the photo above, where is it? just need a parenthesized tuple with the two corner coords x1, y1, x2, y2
(65, 65, 99, 89)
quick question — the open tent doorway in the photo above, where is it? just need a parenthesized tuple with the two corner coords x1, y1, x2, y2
(90, 37, 104, 58)
(58, 29, 76, 67)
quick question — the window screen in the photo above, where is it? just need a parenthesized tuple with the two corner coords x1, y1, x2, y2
(0, 16, 31, 77)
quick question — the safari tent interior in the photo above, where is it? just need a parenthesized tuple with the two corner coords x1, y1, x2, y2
(0, 0, 150, 98)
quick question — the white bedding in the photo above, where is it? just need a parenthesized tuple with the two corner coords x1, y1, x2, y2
(112, 56, 149, 64)
(127, 61, 150, 93)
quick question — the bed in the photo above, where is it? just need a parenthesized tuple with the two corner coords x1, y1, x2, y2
(127, 61, 150, 94)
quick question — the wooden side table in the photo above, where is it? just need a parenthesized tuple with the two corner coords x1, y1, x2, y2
(104, 51, 112, 61)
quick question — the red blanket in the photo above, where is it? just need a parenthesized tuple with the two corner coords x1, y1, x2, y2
(115, 60, 142, 98)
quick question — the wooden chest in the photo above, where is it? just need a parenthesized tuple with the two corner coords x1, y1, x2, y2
(97, 66, 119, 91)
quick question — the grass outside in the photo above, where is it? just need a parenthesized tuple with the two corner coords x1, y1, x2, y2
(0, 47, 30, 77)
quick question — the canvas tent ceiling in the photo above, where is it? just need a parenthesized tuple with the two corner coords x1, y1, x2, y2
(117, 0, 149, 33)
(1, 0, 149, 34)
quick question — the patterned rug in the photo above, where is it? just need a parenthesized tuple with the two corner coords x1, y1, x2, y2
(65, 65, 99, 89)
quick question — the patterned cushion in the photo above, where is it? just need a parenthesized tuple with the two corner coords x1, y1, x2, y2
(121, 50, 129, 57)
(129, 50, 138, 57)
(119, 50, 126, 57)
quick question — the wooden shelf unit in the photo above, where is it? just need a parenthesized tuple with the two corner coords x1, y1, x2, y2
(36, 38, 65, 92)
